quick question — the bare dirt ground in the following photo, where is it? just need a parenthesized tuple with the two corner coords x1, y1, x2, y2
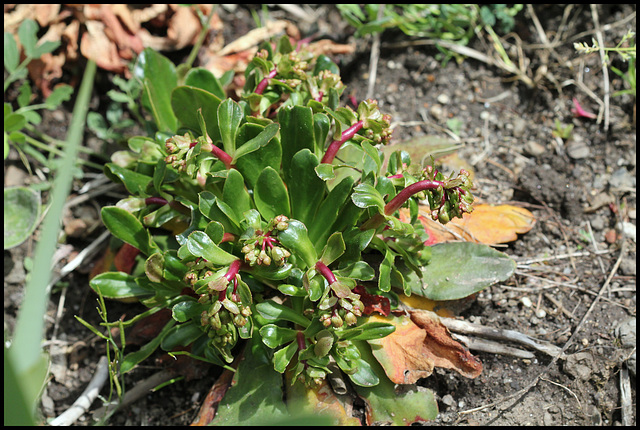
(4, 4, 636, 426)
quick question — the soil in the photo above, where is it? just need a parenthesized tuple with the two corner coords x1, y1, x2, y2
(4, 4, 636, 426)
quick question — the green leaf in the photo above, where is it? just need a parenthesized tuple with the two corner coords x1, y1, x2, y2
(351, 340, 438, 425)
(223, 169, 251, 219)
(171, 86, 222, 143)
(319, 232, 345, 266)
(259, 324, 299, 349)
(232, 122, 279, 162)
(4, 187, 41, 249)
(278, 105, 315, 178)
(104, 163, 152, 196)
(89, 272, 154, 300)
(277, 220, 317, 269)
(121, 318, 176, 373)
(308, 176, 355, 247)
(254, 166, 290, 220)
(4, 32, 19, 72)
(351, 183, 385, 212)
(172, 299, 206, 322)
(273, 341, 299, 373)
(209, 335, 289, 425)
(183, 67, 226, 100)
(286, 149, 325, 225)
(234, 123, 282, 189)
(405, 242, 516, 300)
(185, 231, 238, 265)
(135, 49, 178, 133)
(161, 321, 204, 351)
(101, 206, 158, 256)
(17, 19, 39, 58)
(44, 85, 74, 109)
(218, 98, 243, 155)
(4, 112, 27, 133)
(338, 322, 395, 341)
(255, 300, 310, 328)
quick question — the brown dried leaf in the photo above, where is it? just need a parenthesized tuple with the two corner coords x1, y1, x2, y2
(367, 312, 482, 385)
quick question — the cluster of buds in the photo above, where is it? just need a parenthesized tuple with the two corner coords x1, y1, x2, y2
(164, 132, 195, 172)
(241, 215, 291, 267)
(317, 292, 364, 328)
(357, 99, 393, 145)
(421, 165, 474, 223)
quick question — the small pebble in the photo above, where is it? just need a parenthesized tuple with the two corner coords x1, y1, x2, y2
(524, 140, 546, 156)
(535, 309, 547, 318)
(437, 93, 450, 104)
(520, 297, 533, 308)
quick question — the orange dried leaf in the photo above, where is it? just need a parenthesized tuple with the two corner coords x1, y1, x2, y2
(367, 313, 482, 385)
(401, 203, 535, 245)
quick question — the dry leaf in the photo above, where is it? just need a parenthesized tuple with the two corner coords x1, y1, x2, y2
(400, 203, 535, 245)
(192, 368, 236, 426)
(367, 313, 482, 385)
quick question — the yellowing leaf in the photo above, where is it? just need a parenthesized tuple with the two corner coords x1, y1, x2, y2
(401, 203, 535, 245)
(285, 376, 360, 426)
(367, 313, 482, 385)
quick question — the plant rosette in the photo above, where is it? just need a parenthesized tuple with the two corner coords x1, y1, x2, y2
(91, 35, 515, 423)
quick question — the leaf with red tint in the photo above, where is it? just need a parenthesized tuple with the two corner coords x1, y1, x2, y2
(114, 243, 141, 274)
(367, 312, 482, 385)
(192, 367, 236, 426)
(354, 285, 391, 316)
(126, 308, 172, 346)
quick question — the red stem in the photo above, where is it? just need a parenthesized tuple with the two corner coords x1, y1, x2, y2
(296, 331, 306, 351)
(384, 180, 443, 215)
(255, 68, 277, 95)
(145, 196, 169, 206)
(315, 261, 337, 285)
(189, 141, 234, 169)
(224, 259, 242, 282)
(320, 120, 364, 164)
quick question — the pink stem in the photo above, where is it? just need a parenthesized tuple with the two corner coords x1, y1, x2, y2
(320, 120, 364, 164)
(315, 261, 337, 285)
(255, 68, 277, 95)
(189, 141, 234, 169)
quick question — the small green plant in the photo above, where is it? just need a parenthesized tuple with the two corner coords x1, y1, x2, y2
(574, 30, 636, 99)
(90, 36, 515, 424)
(552, 118, 574, 140)
(337, 4, 522, 62)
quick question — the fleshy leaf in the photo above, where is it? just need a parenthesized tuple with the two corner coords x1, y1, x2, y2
(286, 149, 325, 226)
(185, 231, 238, 265)
(217, 98, 243, 155)
(135, 49, 178, 133)
(208, 336, 289, 425)
(277, 220, 317, 269)
(171, 86, 222, 143)
(351, 340, 439, 425)
(254, 166, 291, 220)
(101, 206, 158, 257)
(89, 271, 154, 300)
(4, 187, 41, 249)
(403, 242, 516, 301)
(184, 67, 226, 100)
